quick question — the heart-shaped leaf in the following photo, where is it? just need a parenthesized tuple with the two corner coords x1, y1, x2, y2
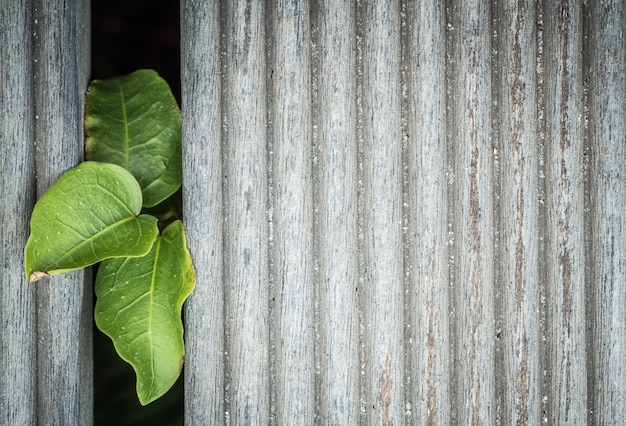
(24, 161, 159, 281)
(85, 69, 182, 207)
(94, 220, 195, 405)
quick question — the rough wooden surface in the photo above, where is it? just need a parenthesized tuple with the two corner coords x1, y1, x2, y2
(495, 1, 540, 423)
(359, 1, 404, 423)
(32, 0, 93, 424)
(588, 0, 626, 423)
(405, 0, 449, 423)
(312, 2, 361, 423)
(543, 1, 587, 423)
(221, 1, 271, 423)
(181, 0, 224, 423)
(449, 1, 495, 423)
(0, 0, 37, 424)
(267, 0, 315, 422)
(1, 0, 91, 424)
(176, 1, 626, 423)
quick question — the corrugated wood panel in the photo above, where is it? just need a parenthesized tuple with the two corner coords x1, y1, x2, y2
(1, 0, 92, 424)
(182, 0, 626, 424)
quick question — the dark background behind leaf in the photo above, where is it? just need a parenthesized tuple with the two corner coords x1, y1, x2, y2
(91, 0, 181, 102)
(91, 1, 183, 424)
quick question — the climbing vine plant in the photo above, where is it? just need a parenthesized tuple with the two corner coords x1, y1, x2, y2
(24, 69, 195, 405)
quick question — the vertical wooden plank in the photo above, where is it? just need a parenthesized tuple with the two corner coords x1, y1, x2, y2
(405, 0, 450, 423)
(0, 0, 37, 423)
(588, 1, 626, 423)
(181, 0, 224, 424)
(542, 1, 588, 423)
(267, 0, 315, 423)
(32, 0, 92, 424)
(495, 1, 542, 423)
(177, 4, 626, 423)
(359, 0, 404, 423)
(222, 1, 270, 423)
(311, 1, 360, 423)
(448, 0, 494, 422)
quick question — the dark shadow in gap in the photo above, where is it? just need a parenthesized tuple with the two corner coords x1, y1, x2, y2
(91, 1, 183, 424)
(90, 0, 181, 102)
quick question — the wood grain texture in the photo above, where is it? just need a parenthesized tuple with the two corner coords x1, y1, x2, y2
(267, 0, 315, 423)
(178, 1, 626, 423)
(495, 1, 541, 423)
(311, 2, 360, 423)
(448, 1, 495, 423)
(32, 0, 92, 424)
(181, 0, 225, 424)
(359, 1, 404, 424)
(0, 0, 37, 424)
(543, 1, 587, 423)
(588, 0, 626, 423)
(222, 1, 270, 423)
(405, 1, 450, 423)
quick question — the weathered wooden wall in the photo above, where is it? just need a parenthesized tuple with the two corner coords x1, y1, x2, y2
(182, 0, 626, 424)
(1, 0, 625, 424)
(0, 0, 92, 424)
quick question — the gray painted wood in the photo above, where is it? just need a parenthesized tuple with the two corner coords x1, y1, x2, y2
(32, 0, 92, 424)
(0, 0, 37, 424)
(179, 1, 626, 423)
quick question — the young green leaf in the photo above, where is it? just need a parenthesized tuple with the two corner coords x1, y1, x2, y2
(94, 220, 195, 405)
(24, 161, 159, 282)
(85, 69, 182, 207)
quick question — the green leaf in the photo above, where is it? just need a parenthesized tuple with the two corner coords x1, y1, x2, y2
(24, 161, 159, 282)
(94, 220, 196, 405)
(85, 69, 182, 207)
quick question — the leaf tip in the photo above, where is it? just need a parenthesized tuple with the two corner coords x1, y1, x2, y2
(29, 271, 48, 282)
